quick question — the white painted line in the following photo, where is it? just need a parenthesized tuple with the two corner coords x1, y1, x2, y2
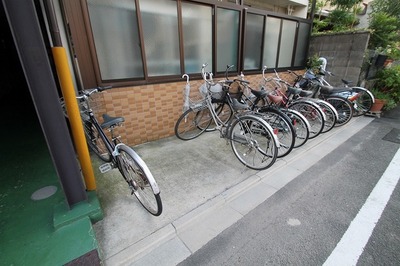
(323, 147, 400, 266)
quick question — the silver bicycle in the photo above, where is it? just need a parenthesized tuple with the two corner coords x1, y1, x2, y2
(175, 64, 279, 170)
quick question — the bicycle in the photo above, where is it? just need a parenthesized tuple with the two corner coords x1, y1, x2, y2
(228, 75, 296, 158)
(61, 87, 162, 216)
(175, 64, 279, 170)
(289, 69, 355, 126)
(195, 66, 296, 158)
(262, 67, 326, 139)
(307, 57, 375, 116)
(238, 80, 311, 149)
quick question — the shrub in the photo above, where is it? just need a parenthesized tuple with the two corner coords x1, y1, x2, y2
(374, 65, 400, 109)
(368, 12, 399, 49)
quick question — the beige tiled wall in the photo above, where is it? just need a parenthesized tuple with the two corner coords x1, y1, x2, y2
(92, 71, 303, 147)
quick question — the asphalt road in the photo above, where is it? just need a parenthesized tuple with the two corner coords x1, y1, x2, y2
(179, 108, 400, 266)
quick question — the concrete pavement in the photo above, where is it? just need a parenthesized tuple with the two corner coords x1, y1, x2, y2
(91, 115, 375, 265)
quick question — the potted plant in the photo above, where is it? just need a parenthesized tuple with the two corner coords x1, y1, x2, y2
(369, 65, 400, 112)
(369, 88, 392, 112)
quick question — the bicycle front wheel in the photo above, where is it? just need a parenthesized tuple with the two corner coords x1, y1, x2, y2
(325, 97, 353, 126)
(349, 88, 374, 116)
(83, 120, 111, 162)
(175, 107, 211, 140)
(281, 109, 310, 148)
(229, 115, 278, 170)
(289, 101, 325, 139)
(117, 144, 162, 216)
(257, 107, 295, 158)
(307, 98, 338, 133)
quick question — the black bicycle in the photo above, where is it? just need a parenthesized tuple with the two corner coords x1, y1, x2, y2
(62, 87, 162, 216)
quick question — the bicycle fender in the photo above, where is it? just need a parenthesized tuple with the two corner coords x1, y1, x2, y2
(351, 87, 375, 103)
(115, 143, 161, 194)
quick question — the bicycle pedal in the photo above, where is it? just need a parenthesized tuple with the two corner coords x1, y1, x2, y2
(99, 163, 112, 173)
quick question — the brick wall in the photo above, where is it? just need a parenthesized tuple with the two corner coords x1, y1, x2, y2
(93, 71, 302, 146)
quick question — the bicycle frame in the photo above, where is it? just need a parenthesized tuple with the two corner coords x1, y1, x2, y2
(80, 94, 120, 167)
(307, 68, 375, 104)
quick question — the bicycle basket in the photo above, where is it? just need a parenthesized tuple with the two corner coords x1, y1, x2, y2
(180, 84, 205, 111)
(79, 92, 105, 120)
(228, 81, 244, 100)
(203, 83, 226, 103)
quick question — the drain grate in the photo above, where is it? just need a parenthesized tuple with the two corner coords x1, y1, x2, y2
(383, 128, 400, 144)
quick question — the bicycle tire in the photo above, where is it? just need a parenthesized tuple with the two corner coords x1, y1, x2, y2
(116, 144, 162, 216)
(349, 87, 374, 116)
(325, 97, 353, 126)
(281, 108, 310, 148)
(288, 100, 325, 139)
(307, 98, 338, 133)
(175, 107, 211, 140)
(257, 107, 295, 158)
(229, 114, 278, 170)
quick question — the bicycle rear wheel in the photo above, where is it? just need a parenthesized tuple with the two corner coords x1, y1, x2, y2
(288, 100, 325, 139)
(117, 144, 162, 216)
(229, 114, 278, 170)
(257, 107, 295, 158)
(281, 109, 310, 148)
(325, 97, 353, 126)
(175, 107, 211, 140)
(349, 88, 374, 116)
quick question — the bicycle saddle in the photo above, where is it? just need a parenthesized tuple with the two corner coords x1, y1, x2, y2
(101, 114, 125, 129)
(250, 88, 267, 98)
(341, 79, 353, 85)
(319, 84, 351, 95)
(267, 94, 283, 104)
(299, 89, 313, 97)
(287, 86, 303, 96)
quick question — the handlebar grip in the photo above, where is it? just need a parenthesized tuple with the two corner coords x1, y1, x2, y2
(97, 85, 112, 92)
(233, 79, 249, 85)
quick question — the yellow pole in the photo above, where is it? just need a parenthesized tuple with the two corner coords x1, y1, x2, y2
(52, 47, 96, 190)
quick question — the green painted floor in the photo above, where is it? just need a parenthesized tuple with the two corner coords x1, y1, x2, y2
(0, 96, 102, 265)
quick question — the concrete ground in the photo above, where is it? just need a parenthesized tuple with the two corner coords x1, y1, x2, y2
(91, 115, 375, 265)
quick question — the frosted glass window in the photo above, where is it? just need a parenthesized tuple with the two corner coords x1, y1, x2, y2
(244, 13, 264, 70)
(182, 3, 212, 74)
(139, 0, 180, 76)
(216, 8, 239, 72)
(278, 20, 297, 68)
(88, 0, 144, 80)
(294, 22, 310, 67)
(263, 17, 281, 69)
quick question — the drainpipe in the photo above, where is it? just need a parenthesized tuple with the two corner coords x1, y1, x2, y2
(306, 0, 317, 63)
(43, 0, 97, 191)
(2, 0, 88, 207)
(309, 0, 317, 21)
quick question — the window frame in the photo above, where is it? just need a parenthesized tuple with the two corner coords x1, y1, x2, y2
(77, 0, 311, 87)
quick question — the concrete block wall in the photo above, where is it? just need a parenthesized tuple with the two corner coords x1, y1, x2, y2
(309, 31, 370, 86)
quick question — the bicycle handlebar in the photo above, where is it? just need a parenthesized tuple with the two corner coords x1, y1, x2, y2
(78, 86, 112, 99)
(201, 63, 235, 87)
(201, 63, 215, 86)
